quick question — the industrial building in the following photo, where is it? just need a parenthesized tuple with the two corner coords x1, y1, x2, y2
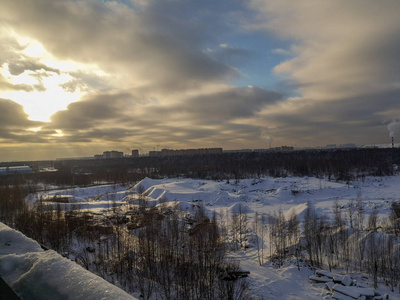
(0, 166, 33, 176)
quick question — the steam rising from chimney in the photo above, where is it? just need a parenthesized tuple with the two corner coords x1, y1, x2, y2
(387, 119, 400, 138)
(261, 128, 274, 149)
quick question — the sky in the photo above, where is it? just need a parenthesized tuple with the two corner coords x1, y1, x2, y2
(0, 0, 400, 161)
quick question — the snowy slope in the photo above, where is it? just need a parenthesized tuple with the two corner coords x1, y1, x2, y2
(130, 176, 398, 221)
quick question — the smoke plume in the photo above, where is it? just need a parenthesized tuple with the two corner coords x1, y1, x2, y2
(387, 119, 400, 138)
(261, 128, 274, 148)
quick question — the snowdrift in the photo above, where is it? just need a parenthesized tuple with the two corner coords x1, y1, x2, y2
(0, 222, 136, 300)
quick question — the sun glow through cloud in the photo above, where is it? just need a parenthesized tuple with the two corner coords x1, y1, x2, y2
(0, 33, 106, 122)
(0, 64, 84, 121)
(21, 39, 46, 57)
(1, 90, 82, 122)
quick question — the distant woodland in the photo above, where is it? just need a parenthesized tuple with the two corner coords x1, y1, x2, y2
(1, 148, 399, 187)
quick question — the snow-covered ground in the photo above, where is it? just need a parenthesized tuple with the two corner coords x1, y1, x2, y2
(0, 222, 136, 299)
(32, 176, 399, 218)
(131, 176, 400, 222)
(16, 176, 400, 299)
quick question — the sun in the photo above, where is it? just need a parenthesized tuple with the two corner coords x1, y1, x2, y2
(0, 33, 105, 122)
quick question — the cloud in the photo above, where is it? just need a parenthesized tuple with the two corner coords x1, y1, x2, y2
(249, 0, 400, 99)
(49, 92, 135, 130)
(1, 0, 399, 160)
(8, 58, 60, 76)
(255, 88, 400, 146)
(45, 85, 281, 148)
(0, 74, 34, 92)
(0, 34, 62, 94)
(180, 86, 282, 124)
(0, 98, 34, 127)
(0, 98, 46, 142)
(207, 44, 253, 67)
(62, 70, 110, 92)
(0, 0, 245, 92)
(272, 48, 291, 56)
(246, 0, 400, 145)
(1, 0, 276, 155)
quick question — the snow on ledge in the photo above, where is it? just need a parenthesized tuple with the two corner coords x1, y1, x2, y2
(0, 222, 136, 300)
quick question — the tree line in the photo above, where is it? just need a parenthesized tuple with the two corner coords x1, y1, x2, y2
(1, 148, 398, 188)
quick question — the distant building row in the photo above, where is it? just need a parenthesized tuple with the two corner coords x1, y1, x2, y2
(92, 146, 299, 159)
(94, 150, 139, 159)
(324, 144, 356, 149)
(224, 146, 294, 153)
(94, 151, 123, 159)
(149, 148, 223, 157)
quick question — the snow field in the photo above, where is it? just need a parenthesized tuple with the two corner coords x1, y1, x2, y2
(18, 175, 400, 299)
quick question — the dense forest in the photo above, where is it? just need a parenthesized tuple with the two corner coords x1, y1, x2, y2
(1, 148, 399, 187)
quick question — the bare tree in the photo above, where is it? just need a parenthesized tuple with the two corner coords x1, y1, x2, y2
(355, 194, 364, 231)
(137, 184, 147, 212)
(304, 202, 316, 266)
(237, 203, 248, 249)
(77, 247, 92, 270)
(276, 208, 287, 267)
(367, 207, 379, 289)
(253, 212, 267, 265)
(390, 201, 400, 236)
(287, 210, 300, 270)
(347, 199, 355, 229)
